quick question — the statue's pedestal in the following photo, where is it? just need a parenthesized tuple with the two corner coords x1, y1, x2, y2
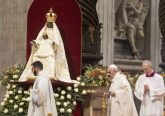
(82, 86, 109, 116)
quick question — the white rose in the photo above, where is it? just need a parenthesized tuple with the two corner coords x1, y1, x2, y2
(7, 85, 10, 89)
(15, 96, 19, 100)
(22, 98, 27, 101)
(56, 102, 61, 105)
(12, 85, 16, 89)
(14, 105, 18, 109)
(19, 102, 24, 106)
(73, 101, 77, 106)
(80, 82, 85, 86)
(3, 109, 8, 113)
(74, 88, 79, 92)
(57, 87, 61, 91)
(9, 91, 13, 94)
(24, 91, 29, 95)
(9, 100, 14, 104)
(54, 93, 59, 97)
(4, 98, 7, 101)
(77, 77, 81, 81)
(60, 96, 65, 100)
(63, 102, 68, 107)
(60, 108, 65, 113)
(1, 102, 5, 106)
(74, 84, 78, 88)
(67, 108, 72, 113)
(67, 94, 71, 99)
(61, 90, 66, 95)
(13, 75, 18, 79)
(18, 90, 22, 94)
(25, 97, 31, 101)
(82, 90, 87, 95)
(5, 94, 9, 98)
(18, 108, 23, 113)
(67, 86, 72, 91)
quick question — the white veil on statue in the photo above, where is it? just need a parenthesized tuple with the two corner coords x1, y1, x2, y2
(19, 9, 76, 83)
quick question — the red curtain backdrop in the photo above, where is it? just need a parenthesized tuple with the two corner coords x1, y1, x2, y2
(27, 0, 82, 79)
(27, 0, 82, 116)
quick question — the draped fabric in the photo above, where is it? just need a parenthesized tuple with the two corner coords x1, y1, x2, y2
(19, 23, 73, 83)
(28, 71, 58, 116)
(107, 72, 138, 116)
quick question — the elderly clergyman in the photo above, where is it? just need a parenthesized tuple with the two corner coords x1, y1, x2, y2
(134, 60, 165, 116)
(105, 64, 138, 116)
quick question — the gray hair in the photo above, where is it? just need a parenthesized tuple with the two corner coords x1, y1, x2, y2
(142, 60, 152, 68)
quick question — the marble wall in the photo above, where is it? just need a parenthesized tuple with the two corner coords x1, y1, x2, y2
(0, 0, 33, 74)
(0, 0, 33, 101)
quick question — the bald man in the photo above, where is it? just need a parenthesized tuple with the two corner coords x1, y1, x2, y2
(105, 64, 138, 116)
(134, 60, 165, 116)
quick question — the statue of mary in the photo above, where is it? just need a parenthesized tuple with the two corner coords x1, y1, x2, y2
(19, 8, 73, 83)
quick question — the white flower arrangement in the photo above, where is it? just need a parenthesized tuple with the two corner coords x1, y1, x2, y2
(15, 96, 19, 100)
(56, 101, 61, 106)
(60, 95, 65, 100)
(0, 64, 86, 116)
(67, 86, 72, 91)
(19, 108, 23, 113)
(14, 105, 18, 109)
(61, 90, 66, 95)
(67, 108, 72, 113)
(1, 102, 5, 106)
(13, 75, 18, 79)
(19, 102, 24, 106)
(66, 94, 71, 99)
(9, 100, 14, 104)
(54, 93, 59, 98)
(18, 90, 23, 94)
(60, 108, 65, 113)
(3, 109, 8, 113)
(73, 101, 77, 106)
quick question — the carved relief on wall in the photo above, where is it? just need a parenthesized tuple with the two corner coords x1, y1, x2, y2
(114, 0, 149, 59)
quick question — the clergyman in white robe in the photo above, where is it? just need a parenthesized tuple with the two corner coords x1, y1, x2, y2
(28, 71, 58, 116)
(134, 73, 165, 116)
(107, 72, 138, 116)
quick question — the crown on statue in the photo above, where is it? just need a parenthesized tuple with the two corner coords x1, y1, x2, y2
(45, 8, 57, 22)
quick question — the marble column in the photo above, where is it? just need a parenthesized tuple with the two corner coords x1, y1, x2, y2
(96, 0, 115, 66)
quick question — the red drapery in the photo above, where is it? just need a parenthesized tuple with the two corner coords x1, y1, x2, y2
(27, 0, 82, 115)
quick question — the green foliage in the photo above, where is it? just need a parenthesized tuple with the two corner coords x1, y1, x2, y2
(79, 65, 111, 86)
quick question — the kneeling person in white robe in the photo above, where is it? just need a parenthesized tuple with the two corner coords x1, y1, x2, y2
(105, 64, 138, 116)
(28, 61, 58, 116)
(134, 60, 165, 116)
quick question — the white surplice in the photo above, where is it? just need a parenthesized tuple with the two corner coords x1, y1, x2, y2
(28, 71, 58, 116)
(134, 73, 165, 116)
(107, 72, 138, 116)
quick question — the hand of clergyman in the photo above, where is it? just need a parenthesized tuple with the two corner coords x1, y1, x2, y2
(144, 84, 150, 93)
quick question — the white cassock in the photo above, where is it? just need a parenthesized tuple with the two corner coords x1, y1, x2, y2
(107, 72, 138, 116)
(134, 73, 165, 116)
(28, 71, 58, 116)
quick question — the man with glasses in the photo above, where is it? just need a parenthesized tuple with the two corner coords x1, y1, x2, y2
(134, 60, 165, 116)
(105, 64, 138, 116)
